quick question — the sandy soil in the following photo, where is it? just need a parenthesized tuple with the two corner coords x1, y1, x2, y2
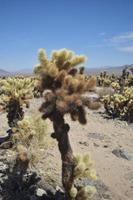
(0, 98, 133, 200)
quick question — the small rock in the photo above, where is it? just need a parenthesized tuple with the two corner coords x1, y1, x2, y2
(82, 93, 100, 101)
(75, 178, 113, 200)
(40, 183, 56, 197)
(112, 149, 133, 161)
(88, 133, 104, 140)
(79, 141, 89, 146)
(94, 143, 100, 147)
(36, 188, 47, 197)
(125, 171, 133, 183)
(56, 186, 64, 193)
(0, 162, 8, 173)
(103, 145, 108, 148)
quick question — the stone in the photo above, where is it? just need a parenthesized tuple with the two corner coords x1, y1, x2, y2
(88, 132, 104, 140)
(125, 171, 133, 183)
(112, 148, 133, 161)
(56, 186, 64, 193)
(103, 145, 108, 148)
(0, 162, 8, 173)
(82, 93, 100, 101)
(37, 182, 56, 198)
(79, 141, 89, 146)
(36, 188, 47, 197)
(75, 178, 113, 200)
(94, 142, 100, 147)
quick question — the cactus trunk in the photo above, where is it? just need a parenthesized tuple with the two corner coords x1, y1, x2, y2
(7, 98, 24, 128)
(51, 111, 74, 200)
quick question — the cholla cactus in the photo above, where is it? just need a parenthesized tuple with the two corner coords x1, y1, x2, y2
(0, 77, 34, 128)
(76, 186, 96, 200)
(12, 116, 36, 146)
(11, 115, 47, 166)
(68, 153, 97, 199)
(125, 74, 133, 87)
(34, 48, 100, 200)
(73, 153, 97, 180)
(32, 77, 44, 98)
(102, 87, 133, 122)
(103, 68, 133, 122)
(97, 71, 116, 88)
(111, 81, 120, 91)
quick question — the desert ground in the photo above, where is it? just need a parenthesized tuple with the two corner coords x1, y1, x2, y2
(0, 98, 133, 200)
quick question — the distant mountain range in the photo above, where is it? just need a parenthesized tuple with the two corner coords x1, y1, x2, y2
(0, 64, 133, 77)
(13, 68, 34, 75)
(0, 68, 33, 77)
(86, 64, 133, 75)
(0, 69, 11, 76)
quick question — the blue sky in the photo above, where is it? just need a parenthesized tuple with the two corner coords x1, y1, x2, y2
(0, 0, 133, 71)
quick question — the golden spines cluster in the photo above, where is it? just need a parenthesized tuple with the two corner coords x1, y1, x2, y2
(68, 153, 97, 199)
(111, 81, 120, 90)
(69, 185, 96, 200)
(76, 186, 96, 200)
(51, 48, 86, 68)
(12, 115, 47, 165)
(0, 77, 35, 111)
(12, 116, 36, 146)
(34, 48, 86, 75)
(73, 153, 97, 180)
(35, 48, 101, 125)
(124, 74, 133, 87)
(0, 77, 34, 98)
(97, 72, 112, 87)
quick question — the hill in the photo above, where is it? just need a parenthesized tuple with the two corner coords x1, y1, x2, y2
(86, 64, 133, 75)
(0, 68, 33, 77)
(13, 68, 33, 76)
(0, 64, 133, 77)
(0, 69, 11, 77)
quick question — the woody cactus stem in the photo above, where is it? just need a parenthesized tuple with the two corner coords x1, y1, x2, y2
(51, 111, 74, 200)
(7, 98, 24, 128)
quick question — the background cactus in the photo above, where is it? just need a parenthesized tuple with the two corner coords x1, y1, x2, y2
(0, 77, 34, 128)
(102, 87, 133, 122)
